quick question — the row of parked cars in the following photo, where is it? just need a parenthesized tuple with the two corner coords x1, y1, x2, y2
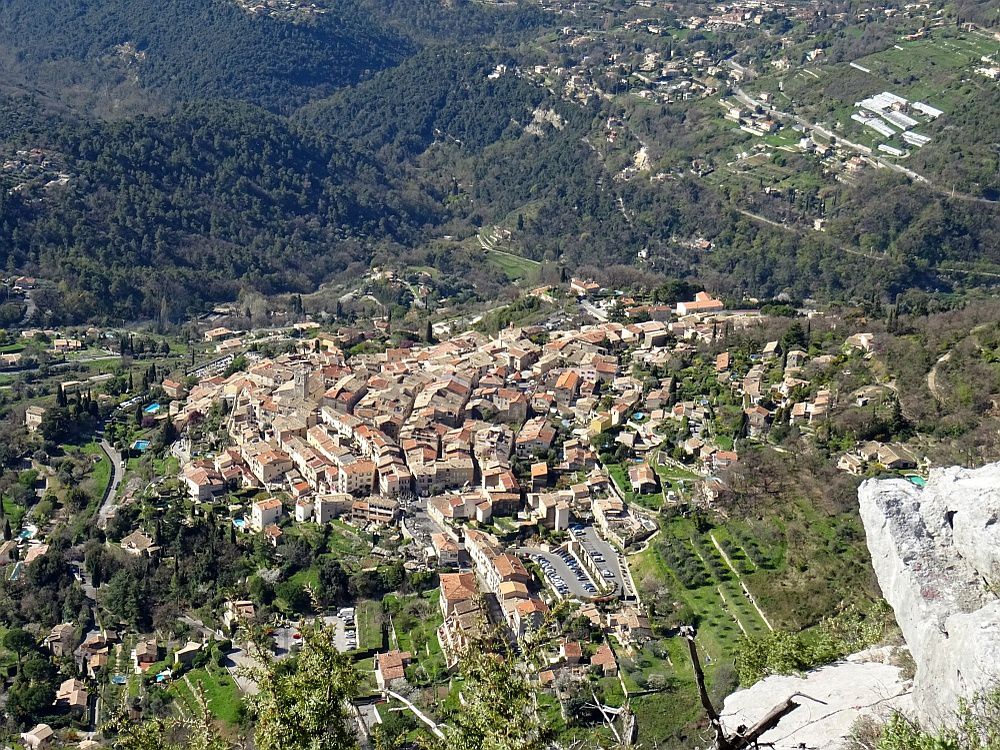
(570, 525, 619, 584)
(529, 551, 598, 598)
(339, 607, 357, 651)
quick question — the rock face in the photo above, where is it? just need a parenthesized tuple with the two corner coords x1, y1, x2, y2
(721, 648, 912, 749)
(859, 464, 1000, 727)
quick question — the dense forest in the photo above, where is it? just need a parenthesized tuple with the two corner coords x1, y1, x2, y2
(0, 101, 438, 322)
(0, 0, 408, 112)
(300, 48, 548, 159)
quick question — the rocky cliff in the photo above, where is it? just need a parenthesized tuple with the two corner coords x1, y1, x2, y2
(859, 464, 1000, 727)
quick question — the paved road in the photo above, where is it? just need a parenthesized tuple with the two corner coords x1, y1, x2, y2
(96, 439, 125, 530)
(272, 624, 300, 658)
(223, 645, 260, 695)
(579, 299, 609, 322)
(19, 289, 35, 325)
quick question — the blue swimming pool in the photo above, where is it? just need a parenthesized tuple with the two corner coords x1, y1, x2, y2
(143, 402, 161, 414)
(132, 439, 151, 452)
(233, 518, 246, 529)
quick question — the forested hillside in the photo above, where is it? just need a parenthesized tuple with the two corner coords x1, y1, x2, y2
(357, 0, 551, 45)
(0, 0, 408, 112)
(300, 49, 548, 158)
(0, 102, 439, 322)
(0, 0, 997, 324)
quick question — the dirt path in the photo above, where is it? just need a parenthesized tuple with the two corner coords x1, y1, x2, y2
(926, 351, 951, 404)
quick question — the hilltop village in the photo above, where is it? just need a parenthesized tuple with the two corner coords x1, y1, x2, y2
(0, 269, 953, 748)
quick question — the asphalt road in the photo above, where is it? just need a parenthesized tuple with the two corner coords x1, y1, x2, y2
(96, 439, 125, 530)
(223, 646, 259, 695)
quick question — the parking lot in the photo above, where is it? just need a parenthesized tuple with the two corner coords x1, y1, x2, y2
(271, 624, 301, 658)
(521, 547, 599, 600)
(324, 608, 358, 652)
(574, 526, 631, 597)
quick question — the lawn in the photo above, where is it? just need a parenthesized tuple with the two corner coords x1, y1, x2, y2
(172, 667, 243, 725)
(81, 441, 112, 500)
(355, 599, 384, 652)
(351, 656, 378, 694)
(326, 520, 371, 559)
(485, 249, 540, 282)
(386, 591, 447, 685)
(606, 462, 662, 509)
(2, 495, 26, 528)
(288, 566, 320, 590)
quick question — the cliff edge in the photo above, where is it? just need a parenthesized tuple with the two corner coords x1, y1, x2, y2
(859, 464, 1000, 726)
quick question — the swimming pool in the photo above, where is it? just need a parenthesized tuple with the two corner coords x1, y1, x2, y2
(143, 403, 161, 414)
(132, 439, 151, 452)
(233, 518, 246, 529)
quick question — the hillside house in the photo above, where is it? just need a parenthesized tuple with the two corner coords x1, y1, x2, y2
(250, 498, 282, 531)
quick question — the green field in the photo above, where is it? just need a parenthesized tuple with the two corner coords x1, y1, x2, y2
(355, 599, 384, 652)
(82, 441, 112, 500)
(606, 462, 663, 509)
(171, 667, 243, 725)
(626, 512, 777, 719)
(756, 29, 999, 144)
(1, 495, 26, 528)
(386, 590, 447, 685)
(484, 249, 540, 282)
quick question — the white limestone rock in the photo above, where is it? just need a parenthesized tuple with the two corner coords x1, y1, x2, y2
(720, 648, 913, 749)
(859, 463, 1000, 727)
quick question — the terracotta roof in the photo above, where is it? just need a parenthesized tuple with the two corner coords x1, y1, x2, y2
(591, 642, 617, 669)
(377, 650, 412, 683)
(440, 572, 478, 604)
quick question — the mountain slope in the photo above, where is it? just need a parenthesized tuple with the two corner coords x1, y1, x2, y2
(0, 102, 438, 322)
(0, 0, 409, 112)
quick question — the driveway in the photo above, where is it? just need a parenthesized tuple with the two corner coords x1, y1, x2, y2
(223, 645, 259, 695)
